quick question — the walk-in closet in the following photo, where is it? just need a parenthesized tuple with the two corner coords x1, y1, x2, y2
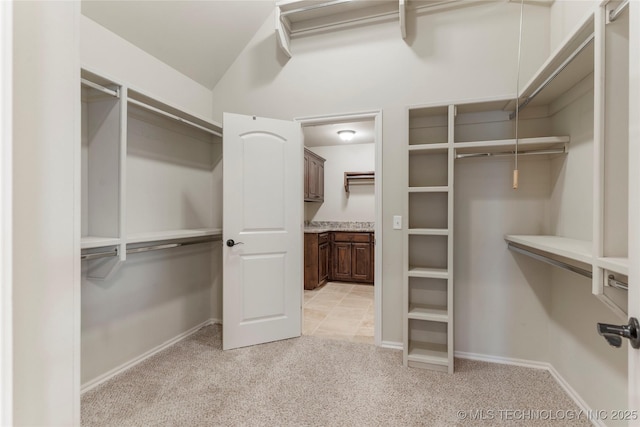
(5, 0, 639, 425)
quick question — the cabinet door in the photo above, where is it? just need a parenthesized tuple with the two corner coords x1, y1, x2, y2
(319, 242, 329, 285)
(317, 161, 324, 202)
(352, 242, 372, 283)
(332, 242, 352, 281)
(304, 153, 309, 200)
(308, 158, 319, 200)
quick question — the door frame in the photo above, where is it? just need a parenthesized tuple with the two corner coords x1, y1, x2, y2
(295, 110, 383, 346)
(628, 0, 639, 412)
(0, 1, 12, 423)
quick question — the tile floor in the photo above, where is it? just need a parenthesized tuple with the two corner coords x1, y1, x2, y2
(303, 282, 374, 344)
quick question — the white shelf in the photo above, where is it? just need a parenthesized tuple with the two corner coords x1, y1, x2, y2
(409, 143, 449, 154)
(408, 304, 449, 322)
(127, 228, 222, 245)
(81, 236, 121, 249)
(408, 186, 449, 193)
(508, 13, 594, 109)
(407, 341, 449, 366)
(408, 267, 449, 279)
(408, 228, 449, 236)
(454, 136, 570, 155)
(505, 235, 592, 265)
(597, 257, 629, 276)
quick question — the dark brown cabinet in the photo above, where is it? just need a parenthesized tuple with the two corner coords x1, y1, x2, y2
(305, 231, 374, 288)
(304, 232, 330, 290)
(304, 148, 325, 202)
(330, 232, 374, 284)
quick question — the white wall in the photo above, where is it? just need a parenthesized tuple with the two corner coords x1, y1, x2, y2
(12, 2, 80, 424)
(211, 2, 551, 345)
(305, 144, 375, 222)
(0, 1, 12, 424)
(80, 15, 213, 120)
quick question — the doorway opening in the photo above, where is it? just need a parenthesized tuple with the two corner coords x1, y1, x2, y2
(296, 110, 382, 346)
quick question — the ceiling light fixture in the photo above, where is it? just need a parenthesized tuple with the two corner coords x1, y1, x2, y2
(337, 130, 356, 141)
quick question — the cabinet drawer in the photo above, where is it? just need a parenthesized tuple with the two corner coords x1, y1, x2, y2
(332, 232, 371, 243)
(318, 233, 329, 245)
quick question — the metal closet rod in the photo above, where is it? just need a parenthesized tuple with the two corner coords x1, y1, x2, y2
(455, 146, 566, 159)
(128, 98, 223, 138)
(508, 243, 592, 278)
(609, 0, 629, 22)
(81, 78, 119, 98)
(80, 236, 221, 261)
(510, 33, 594, 119)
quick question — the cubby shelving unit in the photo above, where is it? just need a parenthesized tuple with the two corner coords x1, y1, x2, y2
(405, 104, 454, 373)
(80, 68, 223, 271)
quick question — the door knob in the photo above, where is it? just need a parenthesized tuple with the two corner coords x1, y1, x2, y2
(597, 317, 640, 349)
(226, 239, 244, 247)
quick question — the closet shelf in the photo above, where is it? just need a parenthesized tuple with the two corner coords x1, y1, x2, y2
(408, 228, 449, 236)
(408, 304, 449, 322)
(409, 143, 449, 154)
(597, 257, 628, 276)
(454, 136, 570, 156)
(505, 235, 592, 265)
(407, 342, 449, 366)
(506, 13, 594, 111)
(81, 236, 121, 249)
(344, 171, 375, 193)
(128, 89, 222, 138)
(127, 228, 223, 245)
(408, 186, 449, 193)
(408, 267, 449, 280)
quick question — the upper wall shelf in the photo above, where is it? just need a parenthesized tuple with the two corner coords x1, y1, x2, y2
(276, 0, 408, 56)
(455, 136, 569, 158)
(344, 171, 374, 193)
(505, 234, 592, 266)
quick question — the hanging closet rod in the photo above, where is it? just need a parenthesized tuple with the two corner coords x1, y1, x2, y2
(609, 0, 629, 22)
(455, 147, 566, 159)
(128, 98, 223, 138)
(509, 33, 594, 119)
(81, 235, 221, 260)
(81, 78, 119, 98)
(508, 243, 592, 278)
(607, 275, 628, 291)
(81, 248, 118, 261)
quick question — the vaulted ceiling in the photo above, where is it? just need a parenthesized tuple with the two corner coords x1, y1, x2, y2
(81, 1, 276, 90)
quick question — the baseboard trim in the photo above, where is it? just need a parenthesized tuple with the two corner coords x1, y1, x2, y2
(455, 351, 602, 427)
(380, 341, 403, 350)
(81, 318, 218, 394)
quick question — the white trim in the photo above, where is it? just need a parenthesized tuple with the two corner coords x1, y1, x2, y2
(455, 351, 603, 427)
(380, 341, 403, 350)
(295, 109, 383, 346)
(0, 1, 12, 424)
(80, 319, 219, 394)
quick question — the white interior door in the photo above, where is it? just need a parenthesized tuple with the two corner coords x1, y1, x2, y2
(222, 113, 302, 350)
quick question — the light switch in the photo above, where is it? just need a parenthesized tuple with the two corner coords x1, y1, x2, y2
(393, 215, 402, 230)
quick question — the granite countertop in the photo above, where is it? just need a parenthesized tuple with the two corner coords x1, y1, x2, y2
(304, 221, 374, 234)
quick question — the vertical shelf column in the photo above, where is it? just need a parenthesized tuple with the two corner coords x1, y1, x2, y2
(404, 105, 454, 373)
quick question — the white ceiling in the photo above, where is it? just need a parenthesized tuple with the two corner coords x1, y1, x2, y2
(81, 0, 275, 90)
(303, 120, 375, 147)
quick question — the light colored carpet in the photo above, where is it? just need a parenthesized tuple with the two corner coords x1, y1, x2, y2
(82, 325, 590, 426)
